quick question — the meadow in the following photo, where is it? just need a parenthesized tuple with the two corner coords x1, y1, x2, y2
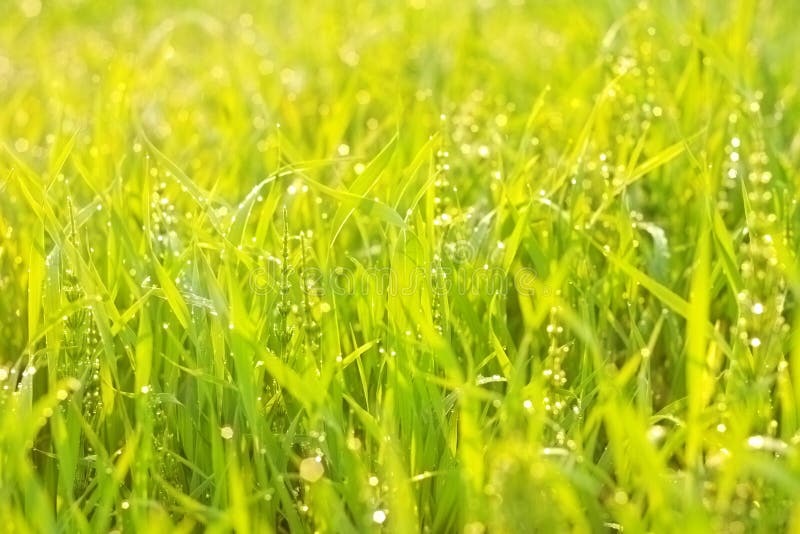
(1, 0, 799, 532)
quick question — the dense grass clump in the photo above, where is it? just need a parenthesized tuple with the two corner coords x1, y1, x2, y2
(1, 0, 800, 532)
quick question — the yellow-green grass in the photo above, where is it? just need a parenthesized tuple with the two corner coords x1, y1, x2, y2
(1, 0, 799, 532)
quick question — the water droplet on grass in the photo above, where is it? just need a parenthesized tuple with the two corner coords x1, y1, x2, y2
(646, 425, 667, 444)
(372, 509, 387, 524)
(747, 435, 787, 453)
(299, 456, 325, 482)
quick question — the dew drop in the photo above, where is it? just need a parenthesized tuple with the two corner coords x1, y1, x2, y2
(299, 456, 325, 482)
(372, 509, 387, 524)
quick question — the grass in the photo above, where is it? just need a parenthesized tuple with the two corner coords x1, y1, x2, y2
(1, 0, 799, 532)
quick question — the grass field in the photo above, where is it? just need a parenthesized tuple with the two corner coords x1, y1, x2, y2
(1, 0, 800, 532)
